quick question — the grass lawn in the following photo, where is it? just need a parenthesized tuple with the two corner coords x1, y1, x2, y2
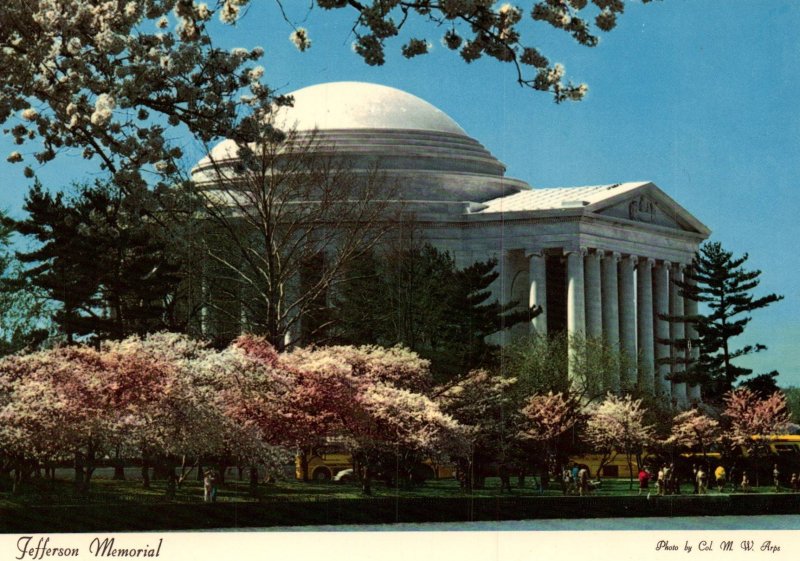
(0, 470, 790, 507)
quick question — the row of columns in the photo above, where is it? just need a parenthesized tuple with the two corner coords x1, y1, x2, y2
(503, 248, 700, 406)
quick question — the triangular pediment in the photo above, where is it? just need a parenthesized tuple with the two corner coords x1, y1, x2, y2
(587, 182, 710, 236)
(597, 194, 683, 228)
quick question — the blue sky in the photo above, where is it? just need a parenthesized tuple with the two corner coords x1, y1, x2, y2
(2, 1, 798, 386)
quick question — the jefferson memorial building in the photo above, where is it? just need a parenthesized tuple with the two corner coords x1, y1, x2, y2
(194, 82, 710, 407)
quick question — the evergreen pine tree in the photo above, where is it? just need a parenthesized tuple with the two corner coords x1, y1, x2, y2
(676, 241, 783, 400)
(444, 258, 532, 374)
(10, 181, 183, 342)
(0, 211, 50, 353)
(333, 244, 532, 380)
(11, 182, 99, 343)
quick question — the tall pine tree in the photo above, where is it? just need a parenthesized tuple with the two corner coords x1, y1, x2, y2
(333, 244, 532, 381)
(11, 181, 183, 343)
(677, 241, 783, 400)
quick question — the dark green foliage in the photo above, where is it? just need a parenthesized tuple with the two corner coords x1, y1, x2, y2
(9, 181, 184, 343)
(739, 372, 781, 399)
(676, 241, 783, 401)
(505, 332, 634, 401)
(0, 213, 50, 354)
(504, 332, 570, 396)
(332, 244, 530, 380)
(784, 387, 800, 426)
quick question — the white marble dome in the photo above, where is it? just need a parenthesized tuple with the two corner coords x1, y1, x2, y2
(195, 82, 530, 203)
(275, 82, 467, 136)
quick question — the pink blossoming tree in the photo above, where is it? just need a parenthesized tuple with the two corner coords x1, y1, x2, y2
(517, 391, 581, 465)
(723, 388, 790, 482)
(286, 344, 467, 494)
(666, 408, 720, 469)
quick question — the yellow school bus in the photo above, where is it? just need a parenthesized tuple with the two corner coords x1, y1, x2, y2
(296, 440, 455, 482)
(750, 434, 800, 458)
(567, 453, 654, 479)
(571, 435, 800, 479)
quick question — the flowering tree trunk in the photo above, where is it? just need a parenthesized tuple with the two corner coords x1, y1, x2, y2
(112, 445, 125, 481)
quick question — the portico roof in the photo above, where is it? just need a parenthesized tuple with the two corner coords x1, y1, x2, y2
(475, 181, 711, 236)
(477, 182, 648, 212)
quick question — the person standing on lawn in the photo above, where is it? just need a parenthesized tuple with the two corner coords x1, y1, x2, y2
(203, 469, 214, 502)
(638, 467, 651, 496)
(663, 464, 672, 495)
(204, 469, 218, 503)
(578, 466, 589, 496)
(697, 466, 707, 494)
(773, 464, 781, 492)
(656, 466, 665, 496)
(667, 463, 678, 495)
(692, 464, 699, 494)
(561, 466, 571, 495)
(741, 472, 751, 493)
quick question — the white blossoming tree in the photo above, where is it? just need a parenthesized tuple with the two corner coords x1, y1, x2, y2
(434, 369, 517, 489)
(722, 387, 790, 484)
(0, 331, 294, 495)
(585, 393, 654, 486)
(518, 390, 581, 459)
(1, 1, 278, 188)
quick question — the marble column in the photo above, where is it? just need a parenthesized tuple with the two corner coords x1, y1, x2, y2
(653, 260, 672, 399)
(670, 265, 688, 408)
(527, 251, 548, 335)
(566, 249, 586, 385)
(601, 251, 621, 393)
(684, 268, 702, 403)
(618, 254, 638, 392)
(636, 257, 655, 394)
(499, 249, 516, 345)
(584, 251, 603, 341)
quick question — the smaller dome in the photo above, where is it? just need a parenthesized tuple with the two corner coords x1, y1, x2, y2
(275, 82, 467, 136)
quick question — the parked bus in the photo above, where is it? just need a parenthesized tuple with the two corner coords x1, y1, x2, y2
(295, 440, 455, 482)
(570, 435, 800, 480)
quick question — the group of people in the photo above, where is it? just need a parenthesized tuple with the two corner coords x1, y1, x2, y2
(707, 463, 800, 494)
(638, 463, 748, 496)
(637, 463, 681, 496)
(561, 463, 594, 496)
(773, 464, 800, 493)
(690, 463, 748, 494)
(637, 462, 800, 496)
